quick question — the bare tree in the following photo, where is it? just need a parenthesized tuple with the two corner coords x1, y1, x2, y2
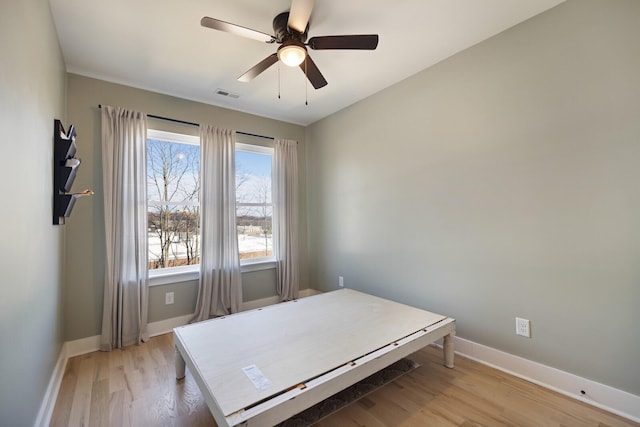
(253, 176, 273, 256)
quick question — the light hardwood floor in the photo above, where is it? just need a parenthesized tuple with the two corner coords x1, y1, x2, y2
(51, 333, 638, 427)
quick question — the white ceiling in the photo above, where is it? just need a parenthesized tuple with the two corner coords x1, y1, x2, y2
(49, 0, 564, 126)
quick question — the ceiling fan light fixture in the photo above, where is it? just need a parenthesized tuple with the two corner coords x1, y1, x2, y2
(278, 43, 306, 67)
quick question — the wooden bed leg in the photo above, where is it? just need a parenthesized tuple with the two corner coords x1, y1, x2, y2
(176, 348, 186, 379)
(443, 333, 455, 369)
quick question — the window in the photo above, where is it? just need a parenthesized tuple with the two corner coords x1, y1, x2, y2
(236, 143, 274, 262)
(146, 130, 275, 281)
(147, 130, 201, 271)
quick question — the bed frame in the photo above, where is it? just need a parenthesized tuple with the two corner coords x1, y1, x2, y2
(174, 289, 456, 427)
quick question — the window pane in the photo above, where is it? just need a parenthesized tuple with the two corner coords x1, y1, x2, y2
(236, 150, 272, 204)
(236, 147, 274, 261)
(147, 139, 200, 204)
(237, 205, 272, 260)
(147, 137, 200, 270)
(148, 204, 201, 269)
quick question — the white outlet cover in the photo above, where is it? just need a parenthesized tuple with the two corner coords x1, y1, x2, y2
(516, 317, 531, 338)
(165, 292, 174, 305)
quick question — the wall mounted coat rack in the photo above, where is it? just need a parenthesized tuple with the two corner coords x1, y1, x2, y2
(53, 119, 92, 225)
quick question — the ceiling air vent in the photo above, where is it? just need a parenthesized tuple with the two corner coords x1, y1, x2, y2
(215, 88, 240, 99)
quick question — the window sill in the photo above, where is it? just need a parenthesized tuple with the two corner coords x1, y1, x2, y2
(241, 258, 277, 273)
(149, 266, 198, 286)
(148, 259, 277, 286)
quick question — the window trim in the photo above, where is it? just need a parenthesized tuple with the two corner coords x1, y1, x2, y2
(148, 129, 199, 146)
(146, 130, 277, 286)
(148, 260, 276, 286)
(236, 142, 272, 155)
(235, 142, 276, 265)
(147, 129, 201, 274)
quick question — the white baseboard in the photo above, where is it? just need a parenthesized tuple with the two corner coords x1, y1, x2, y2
(33, 344, 68, 427)
(147, 314, 194, 337)
(300, 288, 323, 298)
(440, 336, 640, 423)
(65, 334, 101, 358)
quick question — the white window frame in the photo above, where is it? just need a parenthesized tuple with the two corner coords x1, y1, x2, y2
(147, 130, 276, 286)
(235, 142, 276, 269)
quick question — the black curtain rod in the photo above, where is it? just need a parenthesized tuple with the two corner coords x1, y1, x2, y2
(98, 104, 275, 141)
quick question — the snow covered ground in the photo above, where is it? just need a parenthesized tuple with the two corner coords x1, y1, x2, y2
(148, 232, 272, 261)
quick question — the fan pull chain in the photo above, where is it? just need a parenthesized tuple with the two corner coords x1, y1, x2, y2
(305, 57, 308, 106)
(278, 61, 281, 99)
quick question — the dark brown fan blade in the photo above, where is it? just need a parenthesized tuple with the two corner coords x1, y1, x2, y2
(308, 35, 379, 50)
(288, 0, 315, 34)
(201, 17, 274, 43)
(299, 55, 327, 89)
(238, 54, 279, 82)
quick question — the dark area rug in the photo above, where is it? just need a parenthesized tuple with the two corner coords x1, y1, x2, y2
(276, 358, 419, 427)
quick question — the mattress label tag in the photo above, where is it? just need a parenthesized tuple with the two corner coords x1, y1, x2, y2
(242, 365, 272, 391)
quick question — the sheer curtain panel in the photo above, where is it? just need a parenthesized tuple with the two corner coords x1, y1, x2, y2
(192, 125, 242, 321)
(100, 106, 149, 351)
(273, 138, 299, 301)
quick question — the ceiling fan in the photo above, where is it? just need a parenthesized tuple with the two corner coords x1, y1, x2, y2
(201, 0, 379, 89)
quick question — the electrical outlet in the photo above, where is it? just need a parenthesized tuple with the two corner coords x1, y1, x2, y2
(516, 317, 531, 337)
(165, 292, 174, 305)
(338, 276, 344, 287)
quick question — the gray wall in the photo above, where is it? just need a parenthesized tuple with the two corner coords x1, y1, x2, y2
(0, 0, 67, 425)
(64, 74, 308, 340)
(306, 0, 640, 395)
